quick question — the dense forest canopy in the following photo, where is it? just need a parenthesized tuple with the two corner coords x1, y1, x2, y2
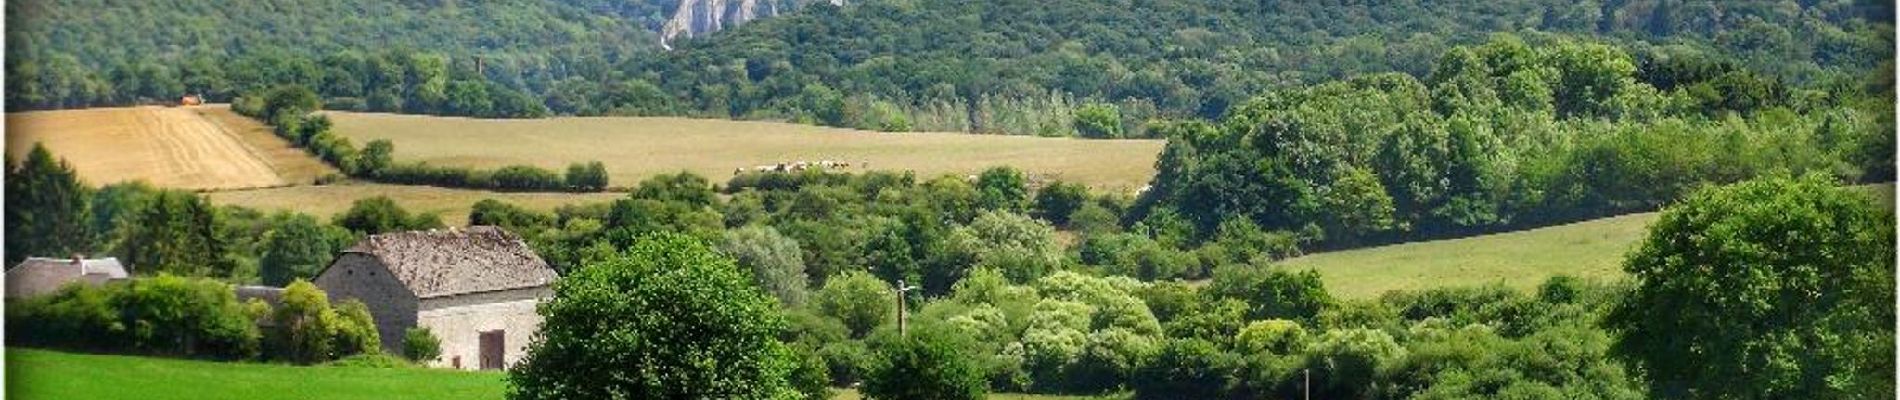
(4, 0, 671, 110)
(642, 0, 1891, 127)
(1131, 34, 1895, 249)
(7, 0, 1892, 133)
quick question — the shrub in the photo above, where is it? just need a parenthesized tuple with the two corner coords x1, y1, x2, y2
(788, 344, 833, 400)
(1206, 264, 1333, 322)
(268, 280, 380, 364)
(5, 276, 261, 360)
(114, 275, 262, 359)
(975, 166, 1029, 212)
(719, 225, 810, 306)
(861, 326, 987, 400)
(332, 300, 381, 356)
(1032, 180, 1090, 226)
(6, 283, 126, 351)
(508, 234, 797, 400)
(402, 327, 442, 363)
(564, 161, 610, 192)
(491, 165, 565, 191)
(1302, 328, 1406, 399)
(814, 270, 895, 338)
(1073, 103, 1124, 139)
(261, 85, 321, 120)
(1234, 319, 1308, 355)
(1131, 338, 1235, 400)
(334, 196, 444, 234)
(819, 340, 875, 386)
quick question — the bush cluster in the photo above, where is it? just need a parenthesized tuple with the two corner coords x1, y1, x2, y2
(5, 276, 381, 365)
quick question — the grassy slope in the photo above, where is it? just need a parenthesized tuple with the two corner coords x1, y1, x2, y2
(6, 349, 1110, 400)
(325, 111, 1165, 193)
(1282, 213, 1655, 299)
(5, 349, 505, 400)
(1286, 183, 1895, 299)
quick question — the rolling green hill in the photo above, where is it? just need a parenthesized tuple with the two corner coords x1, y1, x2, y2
(1284, 183, 1895, 299)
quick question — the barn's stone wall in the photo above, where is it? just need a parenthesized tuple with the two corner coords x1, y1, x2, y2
(417, 287, 550, 370)
(313, 253, 420, 354)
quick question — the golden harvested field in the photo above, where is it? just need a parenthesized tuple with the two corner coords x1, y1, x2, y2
(326, 112, 1167, 192)
(6, 106, 334, 190)
(206, 182, 624, 224)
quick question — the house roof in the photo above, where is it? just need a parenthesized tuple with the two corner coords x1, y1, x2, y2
(5, 257, 128, 298)
(335, 226, 556, 299)
(235, 285, 286, 304)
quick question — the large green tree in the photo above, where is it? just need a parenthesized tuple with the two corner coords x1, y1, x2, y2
(332, 196, 443, 235)
(5, 143, 92, 263)
(861, 325, 988, 400)
(814, 270, 896, 339)
(719, 224, 810, 307)
(1607, 175, 1895, 398)
(259, 213, 356, 286)
(116, 190, 235, 277)
(509, 234, 798, 400)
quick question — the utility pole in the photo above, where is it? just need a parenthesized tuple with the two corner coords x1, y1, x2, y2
(896, 279, 918, 336)
(1303, 369, 1310, 400)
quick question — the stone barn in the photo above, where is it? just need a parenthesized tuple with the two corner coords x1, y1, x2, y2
(314, 226, 556, 370)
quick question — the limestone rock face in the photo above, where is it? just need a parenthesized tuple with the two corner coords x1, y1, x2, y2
(660, 0, 844, 49)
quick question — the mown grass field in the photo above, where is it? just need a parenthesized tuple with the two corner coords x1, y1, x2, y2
(6, 349, 505, 400)
(205, 182, 624, 224)
(1285, 183, 1895, 299)
(1281, 213, 1656, 299)
(325, 112, 1166, 193)
(6, 106, 334, 190)
(6, 349, 1115, 400)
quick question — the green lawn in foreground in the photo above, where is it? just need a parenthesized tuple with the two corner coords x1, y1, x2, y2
(5, 349, 1112, 400)
(5, 349, 506, 400)
(1284, 183, 1894, 299)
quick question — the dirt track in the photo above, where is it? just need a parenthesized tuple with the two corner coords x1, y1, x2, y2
(6, 106, 315, 190)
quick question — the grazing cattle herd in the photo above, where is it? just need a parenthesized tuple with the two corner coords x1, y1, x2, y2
(735, 160, 860, 175)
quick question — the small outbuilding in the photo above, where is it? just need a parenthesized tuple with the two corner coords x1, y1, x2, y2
(314, 226, 556, 370)
(5, 256, 129, 299)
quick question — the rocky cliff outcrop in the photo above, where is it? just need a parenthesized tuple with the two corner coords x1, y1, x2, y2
(660, 0, 843, 49)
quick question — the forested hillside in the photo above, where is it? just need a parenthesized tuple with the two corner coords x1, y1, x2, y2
(633, 0, 1894, 134)
(4, 0, 672, 110)
(9, 0, 1892, 131)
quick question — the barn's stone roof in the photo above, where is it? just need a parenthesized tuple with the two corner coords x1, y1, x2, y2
(5, 257, 128, 299)
(339, 226, 556, 299)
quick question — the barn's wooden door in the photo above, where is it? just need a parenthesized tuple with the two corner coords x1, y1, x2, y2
(479, 330, 505, 370)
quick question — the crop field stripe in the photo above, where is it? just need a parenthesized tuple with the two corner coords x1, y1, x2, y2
(6, 107, 302, 190)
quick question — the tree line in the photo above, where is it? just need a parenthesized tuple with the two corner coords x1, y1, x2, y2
(232, 85, 611, 192)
